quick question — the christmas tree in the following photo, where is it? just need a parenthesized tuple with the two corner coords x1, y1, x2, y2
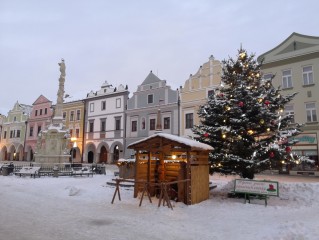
(193, 48, 310, 179)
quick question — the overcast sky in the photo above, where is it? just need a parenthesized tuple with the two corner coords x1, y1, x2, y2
(1, 0, 319, 114)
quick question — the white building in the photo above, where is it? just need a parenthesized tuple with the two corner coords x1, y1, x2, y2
(83, 81, 129, 163)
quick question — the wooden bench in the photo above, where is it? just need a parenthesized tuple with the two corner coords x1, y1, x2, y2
(15, 167, 41, 178)
(71, 167, 93, 177)
(233, 179, 279, 206)
(289, 170, 317, 176)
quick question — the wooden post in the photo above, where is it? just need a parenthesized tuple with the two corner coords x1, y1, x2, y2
(186, 151, 191, 205)
(134, 151, 139, 198)
(147, 151, 151, 183)
(111, 179, 121, 204)
(139, 182, 152, 207)
(159, 138, 164, 181)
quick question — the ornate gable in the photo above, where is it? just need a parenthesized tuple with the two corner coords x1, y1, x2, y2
(258, 32, 319, 64)
(33, 95, 51, 105)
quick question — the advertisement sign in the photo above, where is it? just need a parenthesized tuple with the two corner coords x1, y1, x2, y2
(290, 133, 317, 145)
(234, 179, 279, 196)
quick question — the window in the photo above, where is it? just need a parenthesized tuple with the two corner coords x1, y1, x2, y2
(306, 102, 317, 122)
(10, 130, 13, 138)
(115, 118, 121, 130)
(76, 128, 80, 138)
(148, 94, 154, 104)
(45, 108, 48, 115)
(76, 110, 81, 120)
(37, 126, 42, 134)
(282, 70, 292, 89)
(89, 122, 94, 133)
(164, 117, 170, 129)
(30, 127, 33, 137)
(16, 130, 20, 138)
(13, 116, 16, 122)
(101, 101, 106, 110)
(63, 112, 66, 119)
(70, 111, 74, 121)
(35, 110, 38, 116)
(263, 73, 273, 81)
(131, 121, 137, 132)
(150, 119, 156, 130)
(90, 103, 94, 112)
(303, 66, 313, 85)
(284, 105, 295, 123)
(4, 131, 7, 139)
(207, 90, 215, 98)
(69, 129, 73, 137)
(101, 119, 106, 132)
(185, 113, 194, 129)
(116, 98, 121, 108)
(141, 118, 146, 130)
(40, 109, 43, 115)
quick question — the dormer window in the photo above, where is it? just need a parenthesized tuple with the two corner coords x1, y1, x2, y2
(148, 94, 154, 104)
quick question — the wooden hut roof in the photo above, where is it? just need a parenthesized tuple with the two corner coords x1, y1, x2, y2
(127, 133, 214, 151)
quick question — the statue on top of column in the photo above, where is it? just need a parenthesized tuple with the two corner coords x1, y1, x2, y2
(58, 58, 66, 77)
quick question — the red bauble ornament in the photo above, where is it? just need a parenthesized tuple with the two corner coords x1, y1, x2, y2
(219, 93, 224, 97)
(204, 133, 209, 138)
(238, 101, 244, 107)
(269, 152, 275, 158)
(264, 100, 270, 106)
(285, 146, 291, 153)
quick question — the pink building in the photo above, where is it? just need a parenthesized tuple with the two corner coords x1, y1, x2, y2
(25, 95, 53, 161)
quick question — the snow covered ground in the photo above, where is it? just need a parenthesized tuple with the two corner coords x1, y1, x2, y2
(0, 165, 319, 240)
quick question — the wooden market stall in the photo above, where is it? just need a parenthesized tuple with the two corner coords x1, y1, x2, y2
(127, 132, 213, 205)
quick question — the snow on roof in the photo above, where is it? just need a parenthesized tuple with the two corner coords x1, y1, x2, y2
(128, 132, 214, 151)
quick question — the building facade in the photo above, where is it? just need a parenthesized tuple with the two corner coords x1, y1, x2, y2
(83, 81, 129, 163)
(25, 95, 53, 161)
(125, 71, 180, 159)
(62, 99, 85, 163)
(258, 32, 319, 167)
(0, 102, 32, 161)
(180, 56, 222, 138)
(0, 114, 6, 155)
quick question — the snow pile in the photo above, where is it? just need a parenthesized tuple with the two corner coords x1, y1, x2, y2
(66, 186, 81, 196)
(0, 167, 318, 240)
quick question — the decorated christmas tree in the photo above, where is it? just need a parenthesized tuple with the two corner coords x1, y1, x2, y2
(193, 48, 311, 179)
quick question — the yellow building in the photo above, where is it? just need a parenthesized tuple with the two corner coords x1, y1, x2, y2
(62, 100, 85, 163)
(258, 32, 319, 167)
(180, 55, 222, 138)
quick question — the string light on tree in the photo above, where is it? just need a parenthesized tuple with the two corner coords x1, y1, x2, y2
(192, 47, 311, 179)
